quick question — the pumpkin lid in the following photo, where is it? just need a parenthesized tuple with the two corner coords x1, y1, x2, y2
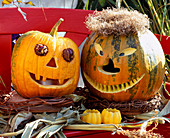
(85, 8, 150, 36)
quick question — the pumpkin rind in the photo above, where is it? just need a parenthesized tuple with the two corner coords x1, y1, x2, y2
(81, 30, 165, 102)
(11, 20, 80, 98)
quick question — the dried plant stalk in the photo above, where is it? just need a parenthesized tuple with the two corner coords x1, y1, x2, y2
(85, 7, 150, 36)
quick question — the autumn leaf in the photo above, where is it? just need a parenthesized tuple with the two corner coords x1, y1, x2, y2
(24, 1, 35, 6)
(17, 0, 22, 3)
(2, 0, 13, 6)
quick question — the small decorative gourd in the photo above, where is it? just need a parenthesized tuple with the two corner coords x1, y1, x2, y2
(11, 18, 80, 98)
(101, 108, 122, 124)
(81, 8, 165, 102)
(81, 109, 101, 124)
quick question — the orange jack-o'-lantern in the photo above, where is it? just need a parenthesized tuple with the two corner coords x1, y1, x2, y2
(81, 30, 165, 102)
(81, 8, 165, 102)
(11, 18, 80, 98)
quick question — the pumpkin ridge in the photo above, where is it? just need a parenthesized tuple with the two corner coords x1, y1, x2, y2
(85, 35, 100, 66)
(31, 34, 45, 97)
(22, 37, 33, 97)
(12, 34, 37, 96)
(23, 34, 40, 97)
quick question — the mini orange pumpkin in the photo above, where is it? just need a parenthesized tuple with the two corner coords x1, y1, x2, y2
(11, 18, 80, 98)
(101, 108, 122, 124)
(81, 109, 102, 124)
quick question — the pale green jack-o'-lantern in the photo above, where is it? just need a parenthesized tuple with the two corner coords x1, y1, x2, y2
(81, 30, 165, 102)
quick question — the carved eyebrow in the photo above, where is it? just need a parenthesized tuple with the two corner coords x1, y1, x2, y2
(119, 48, 137, 56)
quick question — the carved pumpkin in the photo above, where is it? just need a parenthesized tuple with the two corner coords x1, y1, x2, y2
(81, 8, 165, 102)
(101, 108, 122, 124)
(11, 18, 80, 98)
(81, 30, 165, 102)
(81, 109, 101, 124)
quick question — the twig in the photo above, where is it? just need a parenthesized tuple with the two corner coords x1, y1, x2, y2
(0, 129, 24, 137)
(64, 124, 119, 131)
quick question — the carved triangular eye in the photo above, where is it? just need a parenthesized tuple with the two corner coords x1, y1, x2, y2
(94, 43, 103, 56)
(34, 44, 48, 56)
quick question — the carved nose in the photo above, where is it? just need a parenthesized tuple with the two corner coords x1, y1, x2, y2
(102, 58, 120, 73)
(46, 58, 57, 68)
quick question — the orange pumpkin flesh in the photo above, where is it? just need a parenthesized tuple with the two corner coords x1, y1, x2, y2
(11, 18, 80, 98)
(81, 30, 165, 102)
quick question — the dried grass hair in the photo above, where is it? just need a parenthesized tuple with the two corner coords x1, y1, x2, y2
(85, 8, 150, 36)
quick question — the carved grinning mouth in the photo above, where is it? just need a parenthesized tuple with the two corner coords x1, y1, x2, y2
(83, 72, 145, 93)
(29, 73, 70, 86)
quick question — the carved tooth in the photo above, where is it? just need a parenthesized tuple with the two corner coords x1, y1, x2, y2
(35, 74, 40, 80)
(59, 79, 64, 85)
(116, 85, 120, 91)
(133, 78, 137, 83)
(100, 84, 103, 90)
(108, 85, 112, 92)
(97, 83, 100, 88)
(96, 82, 100, 89)
(121, 83, 125, 90)
(129, 81, 134, 86)
(42, 76, 47, 82)
(103, 85, 107, 91)
(125, 82, 129, 88)
(112, 85, 116, 91)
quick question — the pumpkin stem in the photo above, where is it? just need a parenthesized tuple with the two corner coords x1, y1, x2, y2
(50, 18, 64, 37)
